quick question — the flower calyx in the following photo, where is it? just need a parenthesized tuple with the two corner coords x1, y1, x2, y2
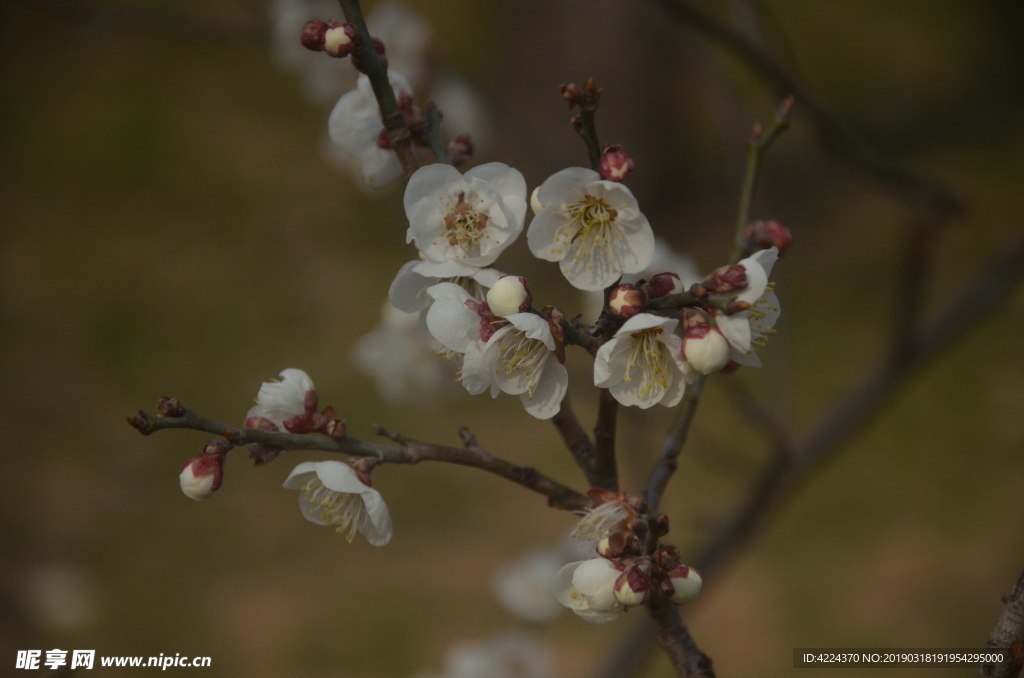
(743, 219, 792, 257)
(703, 264, 748, 295)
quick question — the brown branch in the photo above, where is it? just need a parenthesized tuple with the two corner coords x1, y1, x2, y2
(551, 398, 602, 485)
(646, 374, 707, 512)
(593, 389, 620, 491)
(336, 0, 419, 177)
(653, 0, 962, 217)
(647, 593, 715, 678)
(981, 567, 1024, 678)
(126, 407, 590, 511)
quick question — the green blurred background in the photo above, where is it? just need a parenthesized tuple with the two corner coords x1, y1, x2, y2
(1, 0, 1023, 676)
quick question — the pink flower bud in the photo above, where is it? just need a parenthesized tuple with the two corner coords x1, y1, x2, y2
(648, 272, 684, 299)
(681, 310, 729, 375)
(597, 531, 630, 559)
(703, 264, 748, 294)
(598, 145, 635, 182)
(323, 22, 358, 58)
(352, 36, 387, 73)
(486, 276, 532, 317)
(744, 219, 792, 256)
(300, 20, 329, 51)
(608, 284, 646, 319)
(614, 568, 652, 607)
(667, 565, 702, 605)
(447, 133, 474, 166)
(179, 452, 224, 501)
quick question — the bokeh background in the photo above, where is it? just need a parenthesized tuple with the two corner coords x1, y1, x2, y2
(2, 0, 1023, 676)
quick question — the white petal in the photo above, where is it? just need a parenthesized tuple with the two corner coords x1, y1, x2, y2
(359, 489, 393, 546)
(412, 259, 481, 278)
(552, 561, 587, 610)
(460, 341, 494, 395)
(716, 311, 752, 353)
(505, 313, 555, 349)
(572, 558, 620, 609)
(616, 313, 677, 336)
(403, 162, 462, 217)
(471, 267, 505, 287)
(526, 207, 568, 262)
(594, 337, 624, 388)
(328, 89, 379, 155)
(464, 162, 527, 204)
(389, 260, 434, 313)
(659, 365, 687, 407)
(737, 255, 769, 304)
(425, 293, 480, 353)
(750, 246, 779, 277)
(312, 460, 370, 494)
(520, 360, 568, 419)
(282, 462, 319, 490)
(573, 606, 621, 625)
(358, 147, 402, 187)
(537, 167, 601, 206)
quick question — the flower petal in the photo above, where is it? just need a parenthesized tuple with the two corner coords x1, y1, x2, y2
(520, 360, 568, 420)
(537, 167, 601, 206)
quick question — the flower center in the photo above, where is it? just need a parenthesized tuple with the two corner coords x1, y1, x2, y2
(301, 478, 369, 543)
(617, 328, 671, 398)
(746, 282, 778, 350)
(443, 191, 489, 255)
(496, 330, 548, 397)
(556, 194, 622, 270)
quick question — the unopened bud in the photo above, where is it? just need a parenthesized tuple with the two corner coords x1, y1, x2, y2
(682, 310, 729, 375)
(447, 133, 474, 166)
(561, 83, 581, 108)
(486, 276, 532, 317)
(352, 36, 387, 73)
(598, 145, 634, 182)
(703, 264, 748, 294)
(325, 418, 347, 440)
(157, 396, 185, 417)
(608, 284, 645, 319)
(743, 219, 792, 256)
(667, 565, 702, 605)
(179, 451, 224, 501)
(648, 272, 684, 299)
(323, 22, 358, 58)
(614, 568, 652, 607)
(300, 20, 329, 51)
(530, 187, 544, 215)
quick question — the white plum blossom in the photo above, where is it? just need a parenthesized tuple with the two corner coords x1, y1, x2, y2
(328, 71, 414, 188)
(405, 163, 527, 267)
(553, 557, 625, 625)
(283, 461, 393, 545)
(246, 368, 315, 431)
(492, 548, 565, 623)
(594, 314, 692, 409)
(713, 247, 781, 368)
(528, 167, 654, 291)
(352, 302, 455, 406)
(415, 633, 556, 678)
(388, 259, 503, 313)
(425, 282, 568, 419)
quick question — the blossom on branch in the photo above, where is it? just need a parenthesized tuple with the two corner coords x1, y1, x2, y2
(527, 167, 654, 291)
(328, 71, 414, 187)
(424, 282, 568, 419)
(405, 162, 528, 267)
(246, 368, 315, 432)
(711, 247, 781, 367)
(553, 557, 625, 625)
(283, 461, 393, 545)
(594, 314, 692, 409)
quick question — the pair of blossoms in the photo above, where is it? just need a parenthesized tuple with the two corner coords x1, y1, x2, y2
(387, 160, 780, 419)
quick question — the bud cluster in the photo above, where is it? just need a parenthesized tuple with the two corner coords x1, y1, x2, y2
(244, 384, 346, 440)
(300, 20, 359, 59)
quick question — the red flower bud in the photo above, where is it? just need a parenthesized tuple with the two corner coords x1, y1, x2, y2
(598, 145, 635, 182)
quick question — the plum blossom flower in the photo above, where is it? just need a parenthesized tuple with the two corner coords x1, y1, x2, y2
(492, 548, 564, 623)
(405, 163, 527, 267)
(352, 302, 456, 406)
(388, 259, 503, 314)
(527, 167, 654, 291)
(553, 557, 625, 624)
(594, 314, 692, 408)
(246, 368, 316, 431)
(283, 461, 392, 545)
(328, 71, 414, 187)
(712, 247, 781, 368)
(425, 282, 568, 419)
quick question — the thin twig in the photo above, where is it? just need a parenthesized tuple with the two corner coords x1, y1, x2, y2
(336, 0, 419, 176)
(646, 374, 707, 512)
(126, 408, 590, 511)
(647, 593, 716, 678)
(551, 398, 601, 487)
(981, 567, 1024, 678)
(653, 0, 962, 217)
(593, 390, 620, 491)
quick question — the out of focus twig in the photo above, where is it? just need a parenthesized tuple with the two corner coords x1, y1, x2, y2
(981, 567, 1024, 678)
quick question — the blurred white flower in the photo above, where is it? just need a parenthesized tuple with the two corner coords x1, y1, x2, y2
(366, 0, 432, 88)
(433, 76, 492, 152)
(246, 368, 315, 431)
(594, 314, 692, 408)
(388, 259, 502, 313)
(416, 633, 556, 678)
(528, 167, 654, 291)
(553, 557, 625, 625)
(712, 247, 780, 368)
(25, 564, 100, 630)
(270, 0, 349, 102)
(405, 163, 527, 267)
(328, 71, 414, 188)
(353, 301, 454, 405)
(492, 549, 564, 623)
(283, 461, 392, 545)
